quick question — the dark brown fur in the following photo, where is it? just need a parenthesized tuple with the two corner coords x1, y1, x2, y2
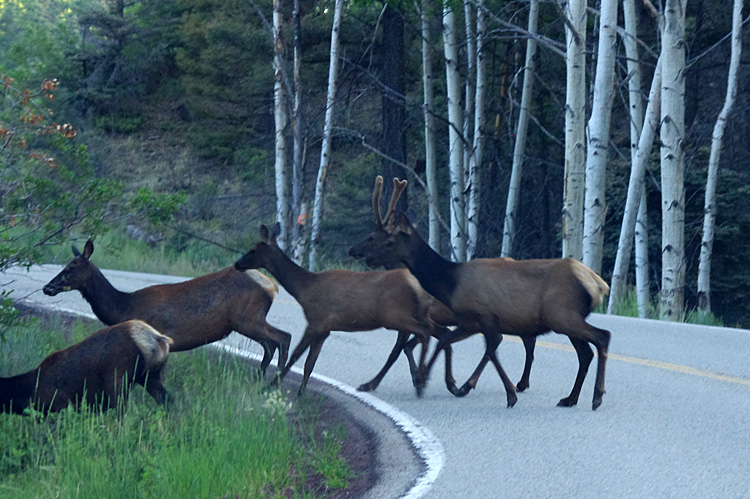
(43, 240, 291, 373)
(1, 320, 171, 414)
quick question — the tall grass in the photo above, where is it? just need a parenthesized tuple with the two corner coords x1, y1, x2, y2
(0, 316, 352, 497)
(610, 286, 724, 327)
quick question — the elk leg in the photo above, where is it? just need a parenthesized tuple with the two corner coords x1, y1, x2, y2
(276, 329, 316, 387)
(590, 326, 610, 410)
(557, 337, 593, 407)
(266, 324, 292, 372)
(454, 355, 490, 397)
(516, 336, 536, 392)
(411, 331, 432, 398)
(425, 327, 478, 397)
(482, 334, 517, 408)
(357, 331, 411, 392)
(258, 340, 277, 374)
(144, 372, 169, 406)
(298, 332, 330, 396)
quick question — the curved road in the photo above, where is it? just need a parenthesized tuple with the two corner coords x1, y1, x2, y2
(5, 265, 750, 498)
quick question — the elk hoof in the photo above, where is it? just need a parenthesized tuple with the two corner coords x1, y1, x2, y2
(557, 396, 578, 407)
(516, 379, 529, 392)
(357, 382, 376, 392)
(507, 392, 518, 408)
(453, 382, 474, 398)
(592, 391, 604, 411)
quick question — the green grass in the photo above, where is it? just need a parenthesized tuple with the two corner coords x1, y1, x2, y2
(611, 286, 724, 327)
(0, 315, 352, 498)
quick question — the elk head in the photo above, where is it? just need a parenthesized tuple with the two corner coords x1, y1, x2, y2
(364, 211, 417, 269)
(235, 223, 281, 271)
(43, 240, 96, 296)
(348, 176, 407, 264)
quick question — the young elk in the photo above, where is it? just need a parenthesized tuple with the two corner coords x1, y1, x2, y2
(234, 223, 436, 396)
(349, 176, 538, 395)
(366, 206, 611, 410)
(1, 320, 172, 414)
(43, 240, 291, 374)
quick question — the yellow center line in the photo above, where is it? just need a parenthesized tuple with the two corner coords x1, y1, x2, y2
(507, 336, 750, 387)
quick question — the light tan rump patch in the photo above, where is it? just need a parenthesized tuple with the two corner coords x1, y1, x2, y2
(570, 260, 610, 309)
(244, 269, 279, 298)
(128, 320, 172, 370)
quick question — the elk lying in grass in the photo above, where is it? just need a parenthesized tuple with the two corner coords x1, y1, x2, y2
(43, 240, 291, 374)
(234, 223, 436, 396)
(349, 176, 538, 395)
(1, 320, 172, 414)
(366, 207, 611, 410)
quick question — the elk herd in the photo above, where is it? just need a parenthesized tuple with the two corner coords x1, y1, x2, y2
(1, 176, 611, 415)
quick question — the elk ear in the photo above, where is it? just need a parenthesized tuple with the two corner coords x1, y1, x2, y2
(270, 222, 281, 241)
(82, 239, 94, 260)
(396, 212, 413, 234)
(72, 245, 81, 257)
(260, 224, 270, 243)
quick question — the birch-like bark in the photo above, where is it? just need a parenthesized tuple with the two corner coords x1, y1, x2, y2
(501, 0, 538, 258)
(443, 2, 466, 261)
(660, 0, 687, 320)
(272, 0, 289, 251)
(608, 60, 662, 315)
(421, 0, 440, 250)
(582, 0, 618, 274)
(562, 0, 587, 261)
(697, 0, 743, 312)
(290, 0, 306, 264)
(623, 0, 649, 317)
(463, 0, 476, 223)
(466, 0, 485, 260)
(308, 0, 343, 271)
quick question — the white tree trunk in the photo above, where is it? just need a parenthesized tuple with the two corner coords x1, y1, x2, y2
(501, 0, 538, 258)
(463, 0, 476, 228)
(308, 0, 343, 271)
(443, 3, 466, 261)
(582, 0, 618, 274)
(623, 0, 650, 317)
(466, 0, 486, 260)
(290, 0, 306, 264)
(562, 0, 587, 261)
(697, 0, 742, 312)
(272, 0, 289, 251)
(660, 0, 687, 320)
(634, 189, 650, 317)
(608, 60, 662, 315)
(421, 0, 440, 250)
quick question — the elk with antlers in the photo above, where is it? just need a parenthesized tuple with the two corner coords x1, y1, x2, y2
(43, 240, 291, 374)
(349, 176, 538, 395)
(234, 223, 437, 396)
(364, 180, 611, 410)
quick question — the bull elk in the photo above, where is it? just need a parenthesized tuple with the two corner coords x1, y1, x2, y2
(365, 196, 611, 410)
(234, 223, 436, 396)
(1, 320, 172, 414)
(43, 240, 291, 373)
(349, 176, 538, 395)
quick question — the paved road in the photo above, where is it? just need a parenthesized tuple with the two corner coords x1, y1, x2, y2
(5, 265, 750, 498)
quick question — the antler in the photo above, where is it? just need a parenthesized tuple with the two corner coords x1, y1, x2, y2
(383, 177, 407, 223)
(373, 175, 385, 227)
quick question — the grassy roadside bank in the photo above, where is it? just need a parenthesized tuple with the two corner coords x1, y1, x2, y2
(0, 310, 359, 498)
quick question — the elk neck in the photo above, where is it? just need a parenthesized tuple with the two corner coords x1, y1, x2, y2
(402, 233, 459, 307)
(77, 265, 132, 326)
(258, 245, 316, 302)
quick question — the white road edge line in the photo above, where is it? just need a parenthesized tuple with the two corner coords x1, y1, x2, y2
(40, 304, 445, 499)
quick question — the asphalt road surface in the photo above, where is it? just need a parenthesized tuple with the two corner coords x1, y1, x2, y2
(5, 265, 750, 498)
